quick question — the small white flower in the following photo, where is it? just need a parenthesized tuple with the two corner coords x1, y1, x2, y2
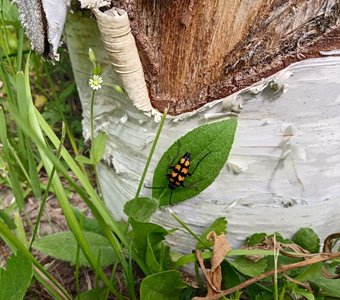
(89, 75, 103, 90)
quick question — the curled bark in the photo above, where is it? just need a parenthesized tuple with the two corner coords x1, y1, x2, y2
(93, 7, 152, 112)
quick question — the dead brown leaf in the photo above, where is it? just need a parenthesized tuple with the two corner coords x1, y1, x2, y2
(321, 266, 340, 279)
(192, 232, 231, 300)
(323, 233, 340, 253)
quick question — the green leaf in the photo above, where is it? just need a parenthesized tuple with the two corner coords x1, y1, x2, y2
(292, 287, 315, 300)
(73, 208, 104, 236)
(267, 232, 287, 243)
(245, 233, 267, 246)
(76, 288, 107, 300)
(221, 261, 241, 289)
(293, 228, 320, 253)
(33, 231, 116, 267)
(91, 132, 107, 164)
(228, 256, 267, 277)
(152, 119, 237, 206)
(1, 0, 20, 25)
(58, 83, 76, 101)
(196, 217, 227, 249)
(25, 140, 42, 200)
(0, 251, 32, 300)
(112, 84, 125, 94)
(296, 263, 340, 297)
(0, 209, 16, 229)
(75, 155, 94, 165)
(130, 218, 171, 273)
(124, 197, 158, 222)
(140, 270, 187, 300)
(0, 108, 24, 209)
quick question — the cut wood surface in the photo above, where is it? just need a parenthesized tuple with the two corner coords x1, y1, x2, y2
(117, 0, 340, 114)
(15, 1, 339, 113)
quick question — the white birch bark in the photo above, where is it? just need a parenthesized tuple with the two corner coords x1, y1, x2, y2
(65, 13, 340, 252)
(13, 0, 69, 60)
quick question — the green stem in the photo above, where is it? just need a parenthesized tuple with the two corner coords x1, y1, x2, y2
(170, 210, 211, 249)
(90, 90, 95, 156)
(89, 89, 104, 197)
(273, 235, 279, 300)
(134, 108, 168, 200)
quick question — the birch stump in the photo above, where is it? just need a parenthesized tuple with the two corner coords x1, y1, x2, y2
(61, 0, 340, 251)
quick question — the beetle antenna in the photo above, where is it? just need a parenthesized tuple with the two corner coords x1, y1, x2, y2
(168, 141, 181, 169)
(190, 151, 212, 176)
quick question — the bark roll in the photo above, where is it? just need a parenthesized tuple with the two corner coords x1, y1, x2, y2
(93, 8, 152, 112)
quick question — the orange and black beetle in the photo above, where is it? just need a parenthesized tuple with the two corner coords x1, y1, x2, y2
(166, 150, 211, 205)
(167, 152, 191, 190)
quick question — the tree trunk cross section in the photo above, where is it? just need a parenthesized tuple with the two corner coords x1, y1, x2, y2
(119, 0, 340, 115)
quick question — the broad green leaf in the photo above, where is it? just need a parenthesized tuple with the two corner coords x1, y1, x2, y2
(145, 232, 171, 273)
(140, 270, 187, 300)
(124, 197, 158, 222)
(145, 236, 164, 273)
(152, 119, 237, 205)
(130, 219, 169, 258)
(293, 228, 320, 253)
(0, 251, 32, 300)
(292, 287, 315, 300)
(73, 208, 104, 236)
(296, 263, 340, 297)
(196, 217, 227, 249)
(267, 232, 287, 243)
(221, 261, 241, 289)
(245, 233, 267, 246)
(228, 256, 267, 277)
(91, 132, 107, 164)
(33, 231, 116, 267)
(76, 288, 107, 300)
(130, 218, 171, 273)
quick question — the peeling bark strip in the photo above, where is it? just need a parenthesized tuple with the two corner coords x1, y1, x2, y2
(123, 0, 340, 114)
(13, 0, 48, 55)
(93, 8, 152, 112)
(14, 0, 69, 61)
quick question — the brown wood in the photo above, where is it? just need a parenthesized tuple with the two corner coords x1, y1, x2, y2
(116, 0, 340, 115)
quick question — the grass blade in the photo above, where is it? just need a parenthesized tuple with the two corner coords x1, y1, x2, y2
(15, 56, 124, 299)
(0, 107, 25, 209)
(0, 219, 71, 300)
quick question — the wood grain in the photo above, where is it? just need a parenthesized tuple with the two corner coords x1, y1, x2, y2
(118, 0, 340, 114)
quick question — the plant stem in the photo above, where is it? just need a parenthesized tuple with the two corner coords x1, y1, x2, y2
(134, 108, 168, 200)
(273, 234, 279, 300)
(90, 90, 95, 156)
(170, 209, 211, 249)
